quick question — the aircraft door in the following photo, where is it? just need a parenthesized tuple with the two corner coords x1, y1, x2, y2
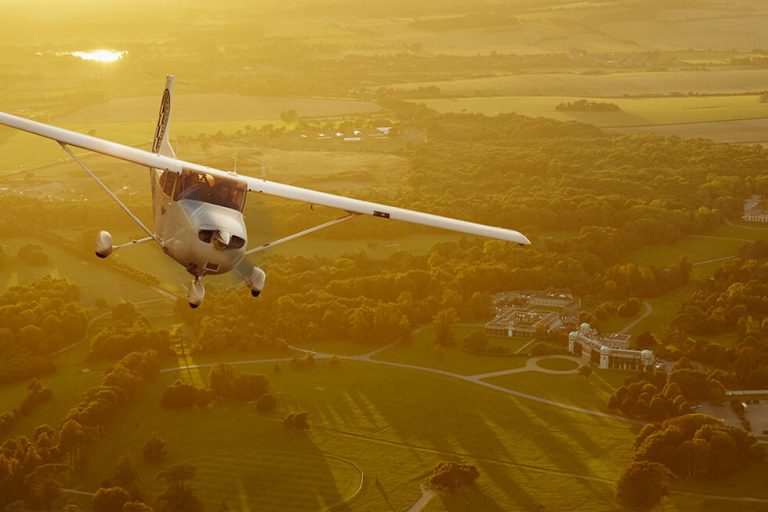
(156, 171, 179, 237)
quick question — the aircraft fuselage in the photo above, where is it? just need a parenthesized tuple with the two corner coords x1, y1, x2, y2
(151, 167, 248, 277)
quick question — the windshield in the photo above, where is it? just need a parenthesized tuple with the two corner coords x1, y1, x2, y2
(177, 169, 246, 211)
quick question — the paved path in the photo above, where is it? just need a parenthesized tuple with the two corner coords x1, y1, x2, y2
(617, 301, 652, 334)
(725, 218, 768, 231)
(158, 335, 768, 505)
(164, 346, 635, 423)
(688, 233, 753, 243)
(471, 355, 581, 380)
(693, 255, 736, 267)
(405, 485, 437, 512)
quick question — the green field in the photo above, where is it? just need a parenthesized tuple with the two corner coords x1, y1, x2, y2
(623, 233, 746, 272)
(417, 94, 768, 127)
(486, 368, 635, 414)
(610, 118, 768, 144)
(0, 237, 170, 305)
(60, 94, 381, 123)
(389, 69, 768, 99)
(71, 361, 641, 511)
(26, 354, 766, 512)
(373, 325, 530, 375)
(535, 357, 580, 372)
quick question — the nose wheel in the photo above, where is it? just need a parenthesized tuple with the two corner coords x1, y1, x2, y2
(188, 277, 205, 308)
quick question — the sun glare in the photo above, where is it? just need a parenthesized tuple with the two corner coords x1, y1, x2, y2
(67, 49, 126, 63)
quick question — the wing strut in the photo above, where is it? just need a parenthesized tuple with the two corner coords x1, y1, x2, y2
(60, 143, 157, 240)
(244, 213, 358, 255)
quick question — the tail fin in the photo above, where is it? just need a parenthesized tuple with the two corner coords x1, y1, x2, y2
(151, 75, 176, 158)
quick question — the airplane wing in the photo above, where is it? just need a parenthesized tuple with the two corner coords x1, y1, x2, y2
(0, 111, 530, 245)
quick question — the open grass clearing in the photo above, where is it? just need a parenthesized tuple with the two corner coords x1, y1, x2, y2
(84, 360, 642, 511)
(535, 357, 580, 372)
(0, 237, 165, 305)
(0, 343, 111, 440)
(59, 94, 381, 123)
(485, 368, 634, 415)
(79, 359, 768, 510)
(373, 325, 530, 375)
(608, 118, 768, 144)
(622, 234, 746, 273)
(624, 283, 697, 338)
(417, 94, 768, 127)
(598, 14, 768, 53)
(386, 69, 768, 98)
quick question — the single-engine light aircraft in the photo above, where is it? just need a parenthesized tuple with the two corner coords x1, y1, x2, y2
(0, 76, 529, 307)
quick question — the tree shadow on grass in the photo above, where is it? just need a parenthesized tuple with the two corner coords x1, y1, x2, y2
(439, 485, 508, 512)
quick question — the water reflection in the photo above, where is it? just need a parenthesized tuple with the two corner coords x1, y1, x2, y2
(56, 49, 127, 63)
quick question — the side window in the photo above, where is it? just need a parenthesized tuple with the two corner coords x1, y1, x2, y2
(159, 172, 177, 198)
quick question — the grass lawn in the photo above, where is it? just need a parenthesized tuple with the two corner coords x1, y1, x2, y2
(611, 118, 768, 144)
(622, 234, 746, 271)
(389, 69, 768, 100)
(485, 368, 634, 415)
(535, 357, 580, 372)
(417, 94, 768, 128)
(624, 283, 697, 337)
(373, 325, 529, 375)
(80, 360, 642, 511)
(71, 360, 768, 511)
(60, 94, 381, 124)
(0, 343, 112, 439)
(0, 237, 167, 305)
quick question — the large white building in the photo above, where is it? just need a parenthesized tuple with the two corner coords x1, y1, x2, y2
(568, 323, 654, 371)
(486, 289, 578, 338)
(486, 308, 561, 338)
(743, 195, 768, 223)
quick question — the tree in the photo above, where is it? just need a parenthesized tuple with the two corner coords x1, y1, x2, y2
(463, 331, 489, 353)
(284, 412, 310, 432)
(123, 502, 154, 512)
(280, 109, 298, 124)
(92, 487, 131, 512)
(615, 461, 670, 511)
(208, 363, 237, 397)
(429, 462, 479, 490)
(156, 465, 203, 512)
(143, 435, 167, 463)
(113, 455, 138, 489)
(161, 380, 212, 409)
(256, 393, 277, 413)
(635, 331, 657, 350)
(434, 308, 458, 346)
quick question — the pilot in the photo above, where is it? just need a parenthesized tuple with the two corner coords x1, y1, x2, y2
(214, 182, 231, 207)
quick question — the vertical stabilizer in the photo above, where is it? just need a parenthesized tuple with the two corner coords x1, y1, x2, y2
(152, 75, 176, 158)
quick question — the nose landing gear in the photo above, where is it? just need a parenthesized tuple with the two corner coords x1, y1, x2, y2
(188, 277, 205, 308)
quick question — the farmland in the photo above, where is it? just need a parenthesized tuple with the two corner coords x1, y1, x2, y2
(417, 94, 768, 128)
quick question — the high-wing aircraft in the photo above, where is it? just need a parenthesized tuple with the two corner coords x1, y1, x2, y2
(0, 76, 529, 307)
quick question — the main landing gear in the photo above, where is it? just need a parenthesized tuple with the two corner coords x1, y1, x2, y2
(186, 266, 265, 308)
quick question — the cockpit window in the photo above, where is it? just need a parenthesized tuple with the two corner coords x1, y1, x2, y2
(177, 169, 247, 211)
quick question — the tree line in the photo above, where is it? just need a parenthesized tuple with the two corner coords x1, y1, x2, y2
(0, 350, 160, 511)
(0, 277, 87, 385)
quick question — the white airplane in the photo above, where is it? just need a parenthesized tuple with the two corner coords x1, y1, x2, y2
(0, 76, 529, 307)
